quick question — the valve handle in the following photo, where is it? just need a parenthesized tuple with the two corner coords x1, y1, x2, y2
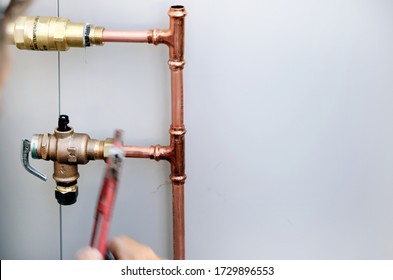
(22, 139, 47, 181)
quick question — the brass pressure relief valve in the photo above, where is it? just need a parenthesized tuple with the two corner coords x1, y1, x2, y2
(22, 115, 112, 205)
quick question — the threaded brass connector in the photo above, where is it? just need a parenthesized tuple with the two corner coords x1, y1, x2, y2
(89, 26, 105, 46)
(7, 16, 105, 51)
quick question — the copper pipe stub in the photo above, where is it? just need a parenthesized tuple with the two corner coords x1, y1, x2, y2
(103, 30, 149, 43)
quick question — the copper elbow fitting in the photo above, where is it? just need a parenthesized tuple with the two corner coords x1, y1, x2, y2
(7, 16, 104, 51)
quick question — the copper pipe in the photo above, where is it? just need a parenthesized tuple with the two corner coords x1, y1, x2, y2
(170, 70, 185, 127)
(118, 5, 187, 259)
(172, 183, 185, 260)
(123, 146, 153, 158)
(102, 30, 149, 43)
(123, 145, 173, 161)
(167, 6, 186, 260)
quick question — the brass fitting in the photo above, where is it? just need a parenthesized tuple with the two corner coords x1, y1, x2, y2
(30, 115, 111, 205)
(31, 129, 105, 164)
(7, 16, 105, 51)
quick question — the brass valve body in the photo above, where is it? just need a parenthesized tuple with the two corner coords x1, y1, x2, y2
(31, 128, 105, 164)
(7, 16, 104, 51)
(30, 125, 111, 205)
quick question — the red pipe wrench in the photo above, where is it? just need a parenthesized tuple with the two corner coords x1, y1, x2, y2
(90, 129, 124, 258)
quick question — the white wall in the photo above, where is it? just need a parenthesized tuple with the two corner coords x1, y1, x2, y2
(1, 0, 393, 259)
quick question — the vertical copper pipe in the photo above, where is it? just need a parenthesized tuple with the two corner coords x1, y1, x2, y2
(101, 5, 187, 259)
(172, 183, 185, 259)
(167, 5, 187, 260)
(170, 126, 186, 259)
(171, 70, 184, 127)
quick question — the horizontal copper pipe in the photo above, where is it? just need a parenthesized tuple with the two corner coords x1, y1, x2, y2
(123, 145, 173, 161)
(123, 145, 152, 158)
(102, 30, 150, 43)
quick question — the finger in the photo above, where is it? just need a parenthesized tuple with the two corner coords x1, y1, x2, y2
(75, 247, 104, 260)
(108, 235, 160, 260)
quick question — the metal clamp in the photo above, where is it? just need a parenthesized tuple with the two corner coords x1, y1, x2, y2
(22, 139, 47, 181)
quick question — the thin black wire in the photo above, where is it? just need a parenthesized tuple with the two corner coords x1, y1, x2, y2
(57, 0, 63, 261)
(58, 54, 61, 115)
(59, 204, 62, 260)
(57, 0, 61, 116)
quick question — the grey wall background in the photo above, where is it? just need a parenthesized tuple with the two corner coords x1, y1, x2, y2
(1, 0, 393, 259)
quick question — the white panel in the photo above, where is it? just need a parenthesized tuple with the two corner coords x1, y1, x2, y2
(0, 1, 59, 259)
(1, 0, 393, 260)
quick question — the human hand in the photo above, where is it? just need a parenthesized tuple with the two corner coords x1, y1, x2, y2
(76, 235, 160, 260)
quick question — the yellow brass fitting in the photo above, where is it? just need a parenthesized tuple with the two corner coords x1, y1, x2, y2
(103, 138, 114, 158)
(7, 16, 105, 51)
(89, 26, 105, 46)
